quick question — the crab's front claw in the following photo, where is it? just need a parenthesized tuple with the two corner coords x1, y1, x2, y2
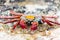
(19, 20, 27, 29)
(30, 22, 38, 31)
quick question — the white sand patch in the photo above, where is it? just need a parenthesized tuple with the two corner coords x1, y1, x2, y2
(0, 28, 60, 40)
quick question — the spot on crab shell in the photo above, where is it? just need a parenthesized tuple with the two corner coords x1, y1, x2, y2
(25, 15, 35, 21)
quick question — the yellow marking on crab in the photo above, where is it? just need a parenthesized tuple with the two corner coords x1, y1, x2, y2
(25, 15, 35, 20)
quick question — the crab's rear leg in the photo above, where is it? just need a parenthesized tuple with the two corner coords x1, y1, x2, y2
(42, 15, 58, 18)
(0, 16, 20, 19)
(42, 19, 53, 26)
(10, 10, 23, 16)
(0, 18, 20, 24)
(42, 16, 56, 26)
(3, 19, 20, 24)
(47, 20, 60, 25)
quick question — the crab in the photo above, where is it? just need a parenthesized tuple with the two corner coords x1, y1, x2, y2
(0, 10, 60, 31)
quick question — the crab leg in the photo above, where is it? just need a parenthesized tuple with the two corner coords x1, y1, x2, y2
(44, 20, 53, 26)
(42, 16, 58, 18)
(10, 10, 23, 16)
(12, 21, 19, 30)
(42, 18, 53, 26)
(19, 20, 27, 29)
(0, 16, 20, 19)
(3, 19, 20, 24)
(47, 20, 60, 25)
(42, 16, 55, 26)
(30, 22, 38, 31)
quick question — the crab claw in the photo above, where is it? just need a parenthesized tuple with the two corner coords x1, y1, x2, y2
(19, 20, 27, 29)
(30, 22, 38, 31)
